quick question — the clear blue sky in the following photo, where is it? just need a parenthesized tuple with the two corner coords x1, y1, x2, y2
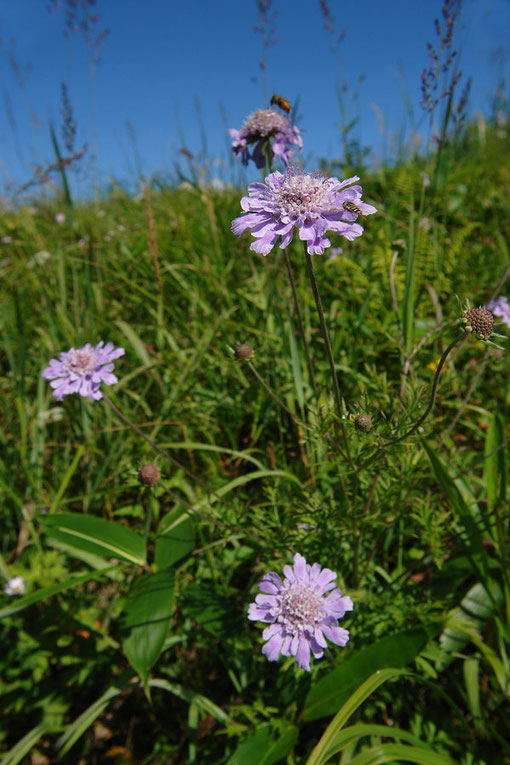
(0, 0, 508, 198)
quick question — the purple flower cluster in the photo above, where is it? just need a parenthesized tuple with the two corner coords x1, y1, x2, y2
(248, 553, 353, 671)
(231, 168, 377, 256)
(229, 109, 303, 169)
(42, 341, 125, 401)
(487, 296, 510, 329)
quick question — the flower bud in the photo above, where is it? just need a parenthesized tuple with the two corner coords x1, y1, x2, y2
(138, 464, 160, 486)
(354, 413, 372, 432)
(235, 344, 255, 359)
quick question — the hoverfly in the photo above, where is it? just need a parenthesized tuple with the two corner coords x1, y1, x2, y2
(343, 200, 364, 216)
(270, 94, 291, 114)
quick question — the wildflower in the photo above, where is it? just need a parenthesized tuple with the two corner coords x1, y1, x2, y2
(248, 552, 353, 671)
(27, 250, 52, 268)
(55, 212, 66, 224)
(231, 168, 376, 256)
(328, 247, 343, 261)
(487, 296, 510, 329)
(4, 576, 26, 596)
(462, 306, 495, 341)
(1, 235, 13, 243)
(353, 413, 372, 432)
(229, 109, 303, 168)
(42, 341, 125, 401)
(36, 407, 64, 427)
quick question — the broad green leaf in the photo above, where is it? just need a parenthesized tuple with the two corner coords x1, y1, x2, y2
(149, 678, 229, 723)
(155, 507, 194, 571)
(463, 658, 481, 725)
(437, 581, 503, 669)
(121, 570, 176, 684)
(227, 725, 298, 765)
(348, 743, 456, 765)
(0, 723, 49, 765)
(304, 625, 440, 721)
(484, 413, 506, 510)
(42, 512, 146, 565)
(306, 669, 405, 765)
(0, 565, 119, 619)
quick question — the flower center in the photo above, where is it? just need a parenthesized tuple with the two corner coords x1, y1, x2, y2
(279, 584, 323, 630)
(273, 172, 331, 217)
(65, 349, 97, 375)
(243, 109, 288, 138)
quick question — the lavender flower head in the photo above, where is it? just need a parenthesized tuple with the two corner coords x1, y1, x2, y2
(229, 109, 303, 169)
(42, 341, 125, 402)
(248, 553, 353, 671)
(487, 296, 510, 329)
(231, 168, 377, 256)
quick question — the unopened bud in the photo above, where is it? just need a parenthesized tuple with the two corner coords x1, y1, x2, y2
(354, 413, 372, 432)
(138, 464, 160, 486)
(235, 344, 255, 359)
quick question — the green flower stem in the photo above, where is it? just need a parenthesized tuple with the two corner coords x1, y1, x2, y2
(282, 247, 319, 397)
(359, 332, 466, 472)
(303, 244, 353, 467)
(246, 360, 348, 462)
(102, 394, 235, 512)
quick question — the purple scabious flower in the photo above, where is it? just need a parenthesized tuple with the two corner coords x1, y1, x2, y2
(231, 168, 377, 256)
(487, 296, 510, 329)
(248, 553, 353, 671)
(229, 109, 303, 169)
(42, 342, 125, 402)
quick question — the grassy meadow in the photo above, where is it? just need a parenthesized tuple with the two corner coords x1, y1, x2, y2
(1, 84, 510, 764)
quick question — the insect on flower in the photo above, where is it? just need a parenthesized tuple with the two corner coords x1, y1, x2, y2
(343, 200, 364, 216)
(271, 94, 291, 113)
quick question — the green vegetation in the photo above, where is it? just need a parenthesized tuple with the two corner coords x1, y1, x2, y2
(1, 116, 509, 764)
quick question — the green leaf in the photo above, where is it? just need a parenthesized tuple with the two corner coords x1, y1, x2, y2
(149, 678, 229, 723)
(56, 684, 125, 756)
(0, 723, 49, 765)
(0, 566, 119, 619)
(155, 507, 194, 571)
(347, 743, 456, 765)
(227, 725, 298, 765)
(318, 723, 432, 761)
(306, 669, 406, 765)
(121, 570, 176, 684)
(42, 512, 146, 565)
(304, 625, 440, 721)
(484, 413, 506, 510)
(437, 581, 503, 669)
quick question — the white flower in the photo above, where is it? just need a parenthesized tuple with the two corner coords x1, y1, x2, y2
(4, 576, 26, 596)
(27, 250, 52, 268)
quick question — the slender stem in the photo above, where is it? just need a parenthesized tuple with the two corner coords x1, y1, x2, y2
(303, 245, 353, 467)
(282, 248, 319, 397)
(358, 332, 466, 472)
(246, 361, 347, 461)
(102, 394, 235, 511)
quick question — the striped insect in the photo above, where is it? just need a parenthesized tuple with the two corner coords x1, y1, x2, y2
(342, 200, 364, 216)
(270, 94, 291, 113)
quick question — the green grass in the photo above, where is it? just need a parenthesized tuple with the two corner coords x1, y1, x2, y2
(0, 116, 509, 764)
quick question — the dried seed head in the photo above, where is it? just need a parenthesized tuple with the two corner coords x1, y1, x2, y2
(138, 464, 160, 486)
(235, 344, 255, 359)
(354, 413, 372, 432)
(463, 306, 495, 340)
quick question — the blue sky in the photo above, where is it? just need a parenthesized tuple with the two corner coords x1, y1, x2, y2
(0, 0, 508, 198)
